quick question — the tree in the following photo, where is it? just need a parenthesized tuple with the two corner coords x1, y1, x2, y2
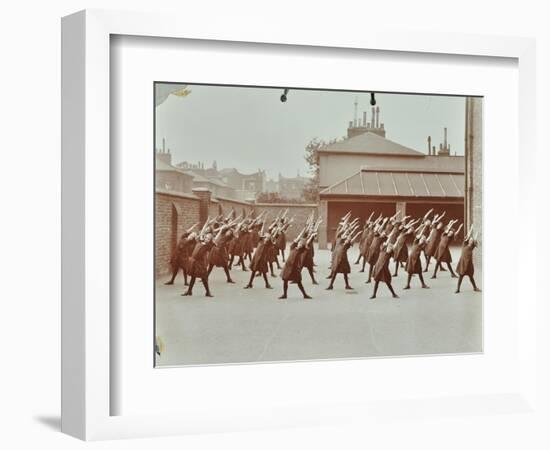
(302, 138, 324, 203)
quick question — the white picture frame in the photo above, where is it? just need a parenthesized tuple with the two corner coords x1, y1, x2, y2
(61, 9, 538, 441)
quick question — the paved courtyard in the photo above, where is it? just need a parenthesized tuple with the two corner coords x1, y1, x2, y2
(155, 245, 482, 367)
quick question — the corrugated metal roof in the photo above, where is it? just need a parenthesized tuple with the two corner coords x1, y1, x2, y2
(320, 168, 464, 198)
(318, 131, 425, 156)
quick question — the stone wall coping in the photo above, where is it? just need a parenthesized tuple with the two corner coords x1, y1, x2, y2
(213, 196, 253, 206)
(254, 202, 319, 208)
(156, 189, 200, 200)
(191, 187, 212, 193)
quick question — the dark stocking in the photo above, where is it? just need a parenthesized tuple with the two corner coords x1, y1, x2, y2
(344, 273, 352, 289)
(370, 280, 379, 298)
(297, 281, 311, 299)
(279, 280, 289, 299)
(455, 275, 464, 293)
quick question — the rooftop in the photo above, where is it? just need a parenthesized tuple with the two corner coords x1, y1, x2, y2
(320, 167, 464, 198)
(318, 131, 425, 157)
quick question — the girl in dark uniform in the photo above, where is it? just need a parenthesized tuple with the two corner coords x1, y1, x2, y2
(326, 223, 361, 290)
(275, 219, 291, 262)
(244, 231, 275, 289)
(182, 229, 222, 298)
(228, 224, 247, 271)
(300, 230, 319, 284)
(365, 219, 388, 284)
(455, 225, 481, 293)
(278, 232, 312, 300)
(431, 221, 463, 279)
(392, 219, 417, 277)
(423, 212, 446, 272)
(404, 228, 430, 290)
(369, 241, 399, 299)
(164, 224, 198, 286)
(354, 213, 375, 266)
(207, 228, 235, 284)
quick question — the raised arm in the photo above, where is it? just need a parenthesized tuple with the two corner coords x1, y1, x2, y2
(186, 223, 199, 233)
(423, 208, 434, 222)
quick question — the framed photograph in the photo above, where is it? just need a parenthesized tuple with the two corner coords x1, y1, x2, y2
(61, 9, 538, 440)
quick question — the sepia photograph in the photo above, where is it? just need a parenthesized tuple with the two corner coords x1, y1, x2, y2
(154, 83, 483, 367)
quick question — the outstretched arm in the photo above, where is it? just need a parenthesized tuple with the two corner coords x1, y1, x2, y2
(423, 208, 434, 222)
(186, 223, 199, 233)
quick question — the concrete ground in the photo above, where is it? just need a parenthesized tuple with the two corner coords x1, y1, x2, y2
(155, 245, 482, 367)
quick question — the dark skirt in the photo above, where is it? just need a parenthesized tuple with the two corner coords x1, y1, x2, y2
(456, 243, 475, 276)
(250, 242, 271, 273)
(434, 235, 452, 263)
(373, 251, 392, 283)
(406, 243, 424, 274)
(187, 257, 208, 279)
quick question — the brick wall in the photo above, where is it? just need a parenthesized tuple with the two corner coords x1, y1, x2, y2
(254, 203, 318, 242)
(215, 196, 255, 218)
(155, 190, 200, 277)
(156, 189, 319, 278)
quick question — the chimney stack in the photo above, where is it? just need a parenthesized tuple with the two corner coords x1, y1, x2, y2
(162, 137, 166, 153)
(444, 127, 448, 147)
(375, 106, 380, 128)
(427, 136, 432, 155)
(349, 121, 353, 128)
(371, 107, 375, 127)
(363, 111, 367, 126)
(432, 146, 436, 155)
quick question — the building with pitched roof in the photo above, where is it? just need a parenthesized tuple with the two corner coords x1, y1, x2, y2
(317, 106, 466, 248)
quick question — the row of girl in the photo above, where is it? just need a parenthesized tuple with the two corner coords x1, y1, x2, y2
(328, 209, 481, 299)
(164, 208, 480, 299)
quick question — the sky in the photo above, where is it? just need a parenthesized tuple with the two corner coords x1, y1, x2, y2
(155, 84, 467, 180)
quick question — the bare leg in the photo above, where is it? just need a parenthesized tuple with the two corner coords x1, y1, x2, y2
(269, 262, 276, 277)
(280, 249, 286, 262)
(228, 255, 235, 269)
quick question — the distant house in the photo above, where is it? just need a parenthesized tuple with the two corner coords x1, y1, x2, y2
(155, 157, 194, 193)
(278, 172, 309, 200)
(219, 168, 265, 194)
(182, 170, 236, 199)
